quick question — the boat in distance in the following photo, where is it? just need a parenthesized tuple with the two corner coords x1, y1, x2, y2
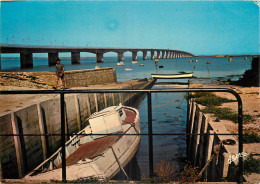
(116, 61, 125, 66)
(132, 61, 139, 64)
(24, 104, 140, 181)
(151, 73, 193, 79)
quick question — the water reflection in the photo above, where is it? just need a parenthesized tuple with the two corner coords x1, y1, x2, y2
(113, 83, 189, 180)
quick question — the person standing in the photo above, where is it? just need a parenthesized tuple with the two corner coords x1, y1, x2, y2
(53, 58, 66, 89)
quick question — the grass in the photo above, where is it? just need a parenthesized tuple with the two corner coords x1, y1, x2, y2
(190, 92, 254, 124)
(190, 92, 235, 106)
(243, 132, 260, 143)
(201, 106, 253, 124)
(243, 154, 260, 174)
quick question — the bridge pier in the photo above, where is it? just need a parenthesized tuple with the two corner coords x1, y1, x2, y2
(118, 52, 124, 62)
(71, 52, 80, 64)
(151, 51, 155, 60)
(96, 53, 104, 63)
(162, 51, 166, 59)
(20, 53, 33, 68)
(166, 51, 169, 59)
(170, 51, 173, 58)
(132, 51, 137, 61)
(143, 51, 147, 60)
(156, 51, 161, 59)
(48, 52, 59, 66)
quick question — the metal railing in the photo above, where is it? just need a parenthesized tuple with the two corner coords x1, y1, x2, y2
(0, 88, 243, 183)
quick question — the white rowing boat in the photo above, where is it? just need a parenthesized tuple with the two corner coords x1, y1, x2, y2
(151, 73, 193, 79)
(24, 104, 140, 181)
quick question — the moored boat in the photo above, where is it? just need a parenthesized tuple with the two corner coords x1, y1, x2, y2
(151, 73, 193, 79)
(132, 61, 139, 64)
(116, 61, 125, 66)
(24, 104, 140, 181)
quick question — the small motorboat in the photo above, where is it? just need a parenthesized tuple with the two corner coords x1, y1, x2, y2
(229, 58, 233, 62)
(189, 60, 193, 63)
(244, 57, 248, 60)
(116, 61, 125, 66)
(132, 61, 139, 64)
(125, 68, 133, 71)
(207, 62, 211, 64)
(151, 73, 193, 79)
(24, 104, 140, 181)
(140, 64, 144, 66)
(195, 60, 199, 62)
(159, 65, 164, 68)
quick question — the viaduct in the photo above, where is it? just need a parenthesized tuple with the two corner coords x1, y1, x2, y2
(0, 45, 194, 69)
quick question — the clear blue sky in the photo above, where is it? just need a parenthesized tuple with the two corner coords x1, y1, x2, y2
(1, 0, 259, 56)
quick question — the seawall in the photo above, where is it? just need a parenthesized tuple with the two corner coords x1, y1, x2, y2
(187, 99, 241, 182)
(0, 67, 117, 89)
(0, 79, 154, 179)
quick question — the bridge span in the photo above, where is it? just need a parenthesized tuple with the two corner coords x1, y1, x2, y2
(0, 45, 194, 69)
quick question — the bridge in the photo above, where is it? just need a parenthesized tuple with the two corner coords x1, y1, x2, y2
(0, 45, 194, 69)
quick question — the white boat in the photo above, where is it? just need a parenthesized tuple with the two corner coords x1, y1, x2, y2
(195, 60, 199, 62)
(116, 61, 125, 66)
(132, 61, 139, 64)
(151, 73, 193, 79)
(24, 104, 140, 181)
(125, 68, 133, 71)
(140, 64, 144, 66)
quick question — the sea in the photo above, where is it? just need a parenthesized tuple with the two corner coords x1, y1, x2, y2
(0, 56, 252, 180)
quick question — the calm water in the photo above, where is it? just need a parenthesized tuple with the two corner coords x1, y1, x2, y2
(1, 56, 251, 81)
(1, 56, 251, 180)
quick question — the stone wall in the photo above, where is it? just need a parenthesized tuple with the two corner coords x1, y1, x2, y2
(0, 79, 154, 179)
(0, 67, 117, 89)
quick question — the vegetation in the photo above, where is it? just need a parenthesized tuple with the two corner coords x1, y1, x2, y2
(190, 92, 254, 124)
(243, 132, 260, 143)
(154, 160, 200, 183)
(243, 154, 260, 174)
(201, 106, 253, 124)
(190, 92, 235, 106)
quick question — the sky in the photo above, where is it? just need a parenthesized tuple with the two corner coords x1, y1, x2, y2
(0, 0, 259, 56)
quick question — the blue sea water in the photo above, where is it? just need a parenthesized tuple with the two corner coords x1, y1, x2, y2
(1, 56, 251, 180)
(1, 56, 251, 81)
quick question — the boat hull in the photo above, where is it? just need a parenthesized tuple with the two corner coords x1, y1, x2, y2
(24, 105, 140, 181)
(151, 73, 193, 79)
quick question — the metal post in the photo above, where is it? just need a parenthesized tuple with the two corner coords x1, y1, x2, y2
(60, 92, 66, 181)
(236, 94, 243, 183)
(147, 92, 153, 178)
